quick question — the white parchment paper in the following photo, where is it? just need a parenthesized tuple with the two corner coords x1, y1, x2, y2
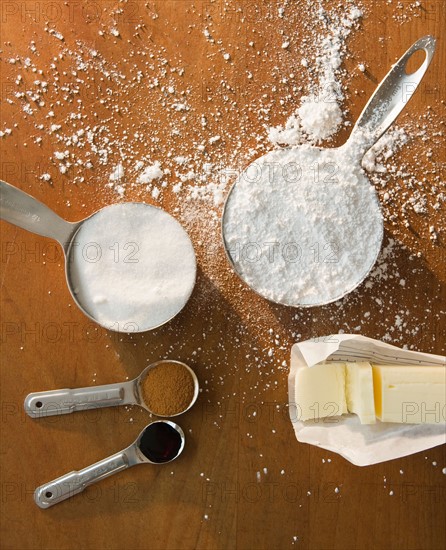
(288, 335, 446, 466)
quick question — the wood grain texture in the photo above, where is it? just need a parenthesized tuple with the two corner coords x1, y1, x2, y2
(1, 1, 445, 549)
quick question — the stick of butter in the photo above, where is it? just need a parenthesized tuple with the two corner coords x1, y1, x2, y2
(372, 364, 446, 424)
(294, 363, 348, 422)
(345, 362, 376, 424)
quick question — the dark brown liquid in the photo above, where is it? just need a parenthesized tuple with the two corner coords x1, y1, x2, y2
(138, 422, 183, 463)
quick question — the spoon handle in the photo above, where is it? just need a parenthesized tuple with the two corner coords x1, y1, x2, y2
(34, 447, 138, 508)
(24, 381, 137, 417)
(347, 36, 436, 157)
(0, 180, 77, 248)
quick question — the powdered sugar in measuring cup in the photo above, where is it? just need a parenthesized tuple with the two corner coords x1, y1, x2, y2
(223, 145, 382, 306)
(222, 36, 436, 307)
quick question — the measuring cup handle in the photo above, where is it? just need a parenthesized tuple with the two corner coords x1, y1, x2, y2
(346, 36, 436, 157)
(34, 447, 138, 508)
(24, 381, 136, 418)
(0, 180, 77, 248)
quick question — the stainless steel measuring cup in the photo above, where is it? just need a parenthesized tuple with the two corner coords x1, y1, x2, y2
(0, 183, 196, 332)
(34, 420, 185, 508)
(221, 36, 436, 307)
(24, 360, 199, 418)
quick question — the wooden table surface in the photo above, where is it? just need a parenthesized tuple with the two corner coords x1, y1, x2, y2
(1, 1, 445, 549)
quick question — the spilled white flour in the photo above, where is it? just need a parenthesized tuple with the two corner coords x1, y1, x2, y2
(269, 4, 362, 145)
(223, 145, 383, 306)
(137, 162, 164, 184)
(70, 204, 196, 331)
(107, 163, 125, 198)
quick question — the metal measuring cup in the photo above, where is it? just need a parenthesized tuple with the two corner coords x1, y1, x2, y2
(24, 360, 199, 418)
(34, 420, 185, 508)
(0, 182, 196, 332)
(221, 36, 436, 307)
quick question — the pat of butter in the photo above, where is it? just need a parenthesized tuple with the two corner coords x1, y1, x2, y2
(345, 362, 376, 424)
(294, 363, 348, 422)
(372, 364, 446, 424)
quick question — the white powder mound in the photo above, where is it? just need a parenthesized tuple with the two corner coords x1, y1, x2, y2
(268, 4, 362, 145)
(223, 146, 383, 306)
(297, 99, 343, 142)
(268, 115, 302, 146)
(137, 161, 163, 184)
(70, 204, 196, 331)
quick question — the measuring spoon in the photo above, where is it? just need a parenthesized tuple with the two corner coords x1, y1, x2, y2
(0, 185, 196, 332)
(34, 420, 185, 508)
(222, 36, 436, 307)
(24, 360, 199, 418)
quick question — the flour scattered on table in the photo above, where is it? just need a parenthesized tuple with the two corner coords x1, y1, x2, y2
(137, 162, 164, 184)
(107, 163, 126, 198)
(268, 4, 363, 145)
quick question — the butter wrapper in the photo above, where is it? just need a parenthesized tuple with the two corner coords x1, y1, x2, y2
(288, 334, 446, 466)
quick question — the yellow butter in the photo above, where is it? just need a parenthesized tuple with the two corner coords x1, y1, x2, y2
(294, 362, 348, 422)
(345, 362, 376, 424)
(372, 364, 446, 424)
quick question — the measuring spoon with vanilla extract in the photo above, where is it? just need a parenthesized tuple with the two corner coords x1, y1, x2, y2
(34, 420, 185, 508)
(25, 360, 199, 419)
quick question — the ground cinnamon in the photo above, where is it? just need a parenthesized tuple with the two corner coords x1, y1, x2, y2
(140, 361, 195, 416)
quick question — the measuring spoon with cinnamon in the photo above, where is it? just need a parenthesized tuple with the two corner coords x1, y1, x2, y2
(24, 360, 199, 418)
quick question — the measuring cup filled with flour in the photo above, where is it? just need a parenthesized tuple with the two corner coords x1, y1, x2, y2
(222, 36, 436, 307)
(0, 183, 196, 332)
